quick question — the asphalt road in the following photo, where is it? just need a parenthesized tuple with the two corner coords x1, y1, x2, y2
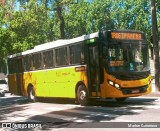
(0, 93, 160, 131)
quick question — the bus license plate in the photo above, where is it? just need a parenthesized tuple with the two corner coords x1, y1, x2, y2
(132, 89, 139, 94)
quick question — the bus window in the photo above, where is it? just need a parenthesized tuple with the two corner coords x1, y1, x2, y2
(16, 58, 23, 73)
(55, 47, 67, 66)
(8, 59, 16, 73)
(43, 50, 53, 68)
(33, 53, 42, 70)
(108, 45, 124, 61)
(69, 44, 85, 65)
(24, 55, 32, 71)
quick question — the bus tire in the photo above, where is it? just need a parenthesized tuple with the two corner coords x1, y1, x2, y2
(28, 87, 36, 102)
(77, 84, 89, 106)
(115, 98, 127, 103)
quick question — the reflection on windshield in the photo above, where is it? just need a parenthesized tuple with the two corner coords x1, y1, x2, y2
(106, 43, 150, 72)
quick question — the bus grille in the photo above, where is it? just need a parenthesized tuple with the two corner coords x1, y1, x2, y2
(121, 85, 148, 95)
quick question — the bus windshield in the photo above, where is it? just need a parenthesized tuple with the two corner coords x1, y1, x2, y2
(106, 42, 150, 74)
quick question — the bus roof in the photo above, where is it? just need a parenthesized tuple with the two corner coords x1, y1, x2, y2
(8, 32, 99, 58)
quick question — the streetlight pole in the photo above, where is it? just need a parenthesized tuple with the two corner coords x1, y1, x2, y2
(150, 0, 159, 91)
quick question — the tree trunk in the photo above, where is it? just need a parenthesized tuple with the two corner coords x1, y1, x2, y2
(56, 6, 65, 39)
(45, 0, 48, 9)
(150, 0, 159, 91)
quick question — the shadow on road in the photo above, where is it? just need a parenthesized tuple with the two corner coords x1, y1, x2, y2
(0, 94, 31, 122)
(0, 94, 158, 129)
(0, 94, 29, 106)
(28, 97, 158, 129)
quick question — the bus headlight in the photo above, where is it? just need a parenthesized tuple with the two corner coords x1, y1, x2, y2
(108, 80, 121, 90)
(109, 81, 114, 86)
(115, 83, 120, 89)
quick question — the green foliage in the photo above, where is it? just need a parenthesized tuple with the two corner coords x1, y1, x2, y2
(8, 2, 54, 52)
(0, 0, 159, 59)
(64, 0, 158, 41)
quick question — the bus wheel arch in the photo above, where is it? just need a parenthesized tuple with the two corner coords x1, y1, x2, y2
(27, 84, 36, 102)
(75, 82, 89, 106)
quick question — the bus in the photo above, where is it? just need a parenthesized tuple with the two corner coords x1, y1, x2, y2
(7, 30, 152, 105)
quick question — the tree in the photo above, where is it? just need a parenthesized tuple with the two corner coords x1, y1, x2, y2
(0, 0, 159, 60)
(4, 0, 55, 52)
(150, 0, 159, 91)
(0, 4, 13, 73)
(52, 0, 79, 39)
(54, 0, 65, 38)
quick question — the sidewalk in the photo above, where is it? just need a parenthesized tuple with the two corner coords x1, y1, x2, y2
(144, 92, 160, 97)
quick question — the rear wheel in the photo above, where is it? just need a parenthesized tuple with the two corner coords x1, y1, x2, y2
(28, 87, 36, 102)
(77, 84, 89, 106)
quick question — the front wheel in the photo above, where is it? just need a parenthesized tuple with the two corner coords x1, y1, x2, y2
(28, 87, 36, 102)
(77, 84, 89, 106)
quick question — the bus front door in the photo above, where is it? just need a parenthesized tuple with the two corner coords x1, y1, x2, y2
(87, 45, 100, 97)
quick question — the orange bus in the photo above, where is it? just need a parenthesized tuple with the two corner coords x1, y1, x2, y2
(7, 30, 152, 105)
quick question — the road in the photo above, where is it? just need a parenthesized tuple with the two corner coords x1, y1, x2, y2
(0, 93, 160, 131)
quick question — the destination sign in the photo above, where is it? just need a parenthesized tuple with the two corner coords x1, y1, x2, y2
(111, 32, 142, 40)
(109, 60, 124, 67)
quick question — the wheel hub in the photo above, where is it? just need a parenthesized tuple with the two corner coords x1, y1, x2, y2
(30, 91, 34, 100)
(80, 90, 86, 100)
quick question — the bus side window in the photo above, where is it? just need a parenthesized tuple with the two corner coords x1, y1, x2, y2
(24, 55, 32, 71)
(43, 50, 53, 68)
(55, 47, 67, 66)
(8, 59, 16, 73)
(33, 53, 42, 70)
(69, 43, 84, 65)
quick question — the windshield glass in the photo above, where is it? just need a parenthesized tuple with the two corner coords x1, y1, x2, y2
(106, 42, 150, 73)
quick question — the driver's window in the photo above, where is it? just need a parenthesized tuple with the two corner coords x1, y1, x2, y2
(108, 46, 124, 61)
